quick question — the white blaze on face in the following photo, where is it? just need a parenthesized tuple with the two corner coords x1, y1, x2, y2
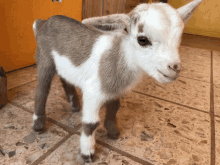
(129, 4, 184, 84)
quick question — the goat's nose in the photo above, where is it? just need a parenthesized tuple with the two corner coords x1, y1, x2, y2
(168, 63, 181, 73)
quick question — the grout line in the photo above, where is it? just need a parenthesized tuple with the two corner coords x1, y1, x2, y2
(215, 114, 220, 118)
(10, 101, 33, 114)
(9, 101, 82, 133)
(10, 97, 151, 164)
(31, 133, 73, 165)
(10, 102, 82, 164)
(6, 64, 36, 74)
(210, 50, 216, 165)
(7, 79, 37, 91)
(74, 132, 153, 165)
(96, 140, 153, 165)
(132, 90, 210, 115)
(47, 117, 82, 133)
(12, 98, 151, 164)
(179, 75, 210, 84)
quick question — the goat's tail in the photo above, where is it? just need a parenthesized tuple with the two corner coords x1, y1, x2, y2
(33, 19, 46, 36)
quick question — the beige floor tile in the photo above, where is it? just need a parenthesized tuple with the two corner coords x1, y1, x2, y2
(8, 81, 37, 105)
(213, 51, 220, 85)
(39, 134, 140, 165)
(6, 65, 37, 90)
(3, 45, 213, 165)
(134, 76, 210, 112)
(180, 62, 210, 83)
(0, 103, 68, 165)
(216, 118, 220, 165)
(180, 46, 211, 67)
(93, 92, 210, 165)
(179, 46, 211, 82)
(8, 75, 82, 129)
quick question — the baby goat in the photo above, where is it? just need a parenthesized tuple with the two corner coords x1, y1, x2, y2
(32, 0, 203, 163)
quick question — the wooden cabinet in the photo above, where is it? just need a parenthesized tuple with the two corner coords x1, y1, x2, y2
(0, 0, 82, 72)
(83, 0, 126, 19)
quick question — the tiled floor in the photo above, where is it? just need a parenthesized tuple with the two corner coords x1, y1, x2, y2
(1, 39, 220, 165)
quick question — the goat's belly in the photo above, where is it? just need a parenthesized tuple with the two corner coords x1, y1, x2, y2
(52, 49, 87, 88)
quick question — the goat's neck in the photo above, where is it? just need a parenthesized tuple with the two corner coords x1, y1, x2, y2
(121, 36, 141, 73)
(119, 36, 143, 89)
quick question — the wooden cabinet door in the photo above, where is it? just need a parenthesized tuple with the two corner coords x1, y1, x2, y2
(0, 0, 82, 72)
(83, 0, 125, 19)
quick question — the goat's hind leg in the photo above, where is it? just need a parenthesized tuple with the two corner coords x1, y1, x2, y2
(60, 77, 80, 112)
(33, 55, 55, 134)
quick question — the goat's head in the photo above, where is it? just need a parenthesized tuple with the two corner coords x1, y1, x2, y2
(127, 0, 203, 83)
(82, 0, 204, 84)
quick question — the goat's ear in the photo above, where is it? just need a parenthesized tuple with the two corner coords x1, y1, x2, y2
(177, 0, 204, 25)
(128, 10, 140, 27)
(82, 14, 131, 33)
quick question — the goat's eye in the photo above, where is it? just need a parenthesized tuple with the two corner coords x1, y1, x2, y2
(137, 36, 151, 46)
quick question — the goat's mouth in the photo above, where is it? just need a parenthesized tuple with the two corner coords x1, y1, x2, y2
(157, 70, 178, 81)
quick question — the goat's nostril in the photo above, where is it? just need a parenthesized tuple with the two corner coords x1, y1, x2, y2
(169, 64, 181, 73)
(173, 64, 178, 70)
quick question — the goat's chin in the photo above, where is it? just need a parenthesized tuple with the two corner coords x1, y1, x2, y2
(153, 72, 176, 84)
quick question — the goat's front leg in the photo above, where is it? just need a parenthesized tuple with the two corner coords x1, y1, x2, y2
(79, 93, 102, 163)
(104, 99, 120, 139)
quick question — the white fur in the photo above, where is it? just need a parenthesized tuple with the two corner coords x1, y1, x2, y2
(32, 114, 38, 127)
(69, 95, 73, 106)
(52, 35, 113, 90)
(80, 132, 95, 156)
(52, 35, 113, 125)
(33, 114, 38, 121)
(33, 20, 37, 36)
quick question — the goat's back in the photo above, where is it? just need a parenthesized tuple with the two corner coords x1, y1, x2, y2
(34, 15, 103, 66)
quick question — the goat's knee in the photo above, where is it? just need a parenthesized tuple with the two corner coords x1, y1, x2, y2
(79, 122, 99, 163)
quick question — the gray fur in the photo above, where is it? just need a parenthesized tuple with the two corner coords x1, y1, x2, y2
(82, 14, 131, 33)
(33, 15, 103, 135)
(83, 122, 99, 136)
(33, 19, 46, 36)
(60, 77, 80, 112)
(35, 15, 102, 67)
(138, 23, 144, 33)
(32, 115, 46, 134)
(104, 99, 120, 139)
(99, 36, 137, 95)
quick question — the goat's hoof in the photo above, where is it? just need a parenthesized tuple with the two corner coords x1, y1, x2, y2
(105, 120, 120, 139)
(107, 129, 120, 139)
(71, 106, 80, 112)
(79, 153, 95, 163)
(33, 115, 45, 134)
